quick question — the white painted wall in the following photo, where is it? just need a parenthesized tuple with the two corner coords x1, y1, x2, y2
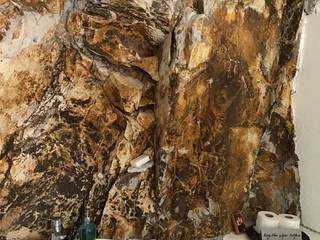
(294, 9, 320, 232)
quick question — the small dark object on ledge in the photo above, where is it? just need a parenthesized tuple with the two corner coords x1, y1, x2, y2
(231, 211, 246, 234)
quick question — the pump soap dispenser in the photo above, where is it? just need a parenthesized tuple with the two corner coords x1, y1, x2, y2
(79, 210, 96, 240)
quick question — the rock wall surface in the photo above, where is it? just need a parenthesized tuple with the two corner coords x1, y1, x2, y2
(0, 0, 303, 239)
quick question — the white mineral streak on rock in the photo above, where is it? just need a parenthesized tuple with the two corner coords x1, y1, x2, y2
(174, 7, 197, 66)
(161, 146, 175, 153)
(178, 147, 189, 155)
(10, 153, 43, 185)
(243, 0, 266, 14)
(188, 15, 212, 69)
(133, 0, 151, 10)
(262, 44, 278, 72)
(261, 130, 276, 154)
(0, 11, 61, 151)
(208, 198, 220, 215)
(207, 78, 213, 85)
(110, 72, 144, 113)
(188, 205, 214, 228)
(0, 12, 59, 79)
(173, 6, 212, 70)
(293, 166, 300, 183)
(97, 172, 105, 179)
(128, 177, 139, 190)
(187, 209, 202, 228)
(160, 154, 170, 165)
(203, 0, 216, 16)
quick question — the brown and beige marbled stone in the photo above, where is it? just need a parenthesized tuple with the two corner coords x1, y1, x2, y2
(156, 0, 303, 238)
(0, 0, 303, 239)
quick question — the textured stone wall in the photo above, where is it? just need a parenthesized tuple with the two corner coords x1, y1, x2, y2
(0, 0, 303, 239)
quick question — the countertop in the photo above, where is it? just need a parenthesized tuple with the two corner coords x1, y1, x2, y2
(96, 227, 320, 240)
(223, 227, 320, 240)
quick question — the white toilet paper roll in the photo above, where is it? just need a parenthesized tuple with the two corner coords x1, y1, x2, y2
(255, 211, 279, 233)
(278, 214, 300, 230)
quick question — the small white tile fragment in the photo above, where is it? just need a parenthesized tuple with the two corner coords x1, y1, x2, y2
(128, 161, 153, 173)
(130, 154, 151, 168)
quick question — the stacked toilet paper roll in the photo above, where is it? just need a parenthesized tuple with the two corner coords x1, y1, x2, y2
(256, 211, 280, 233)
(255, 211, 300, 233)
(278, 214, 300, 230)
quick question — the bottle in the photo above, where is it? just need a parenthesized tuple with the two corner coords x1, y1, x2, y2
(79, 211, 96, 240)
(51, 218, 67, 240)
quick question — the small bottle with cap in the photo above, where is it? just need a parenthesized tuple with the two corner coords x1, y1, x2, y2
(51, 218, 67, 240)
(79, 209, 96, 240)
